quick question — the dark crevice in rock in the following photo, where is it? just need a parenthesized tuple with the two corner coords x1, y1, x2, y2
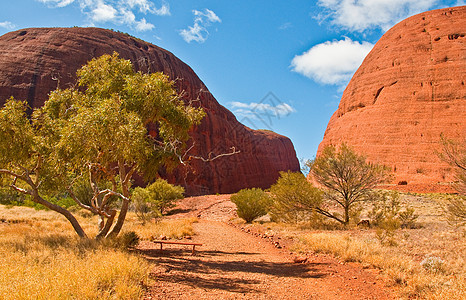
(373, 86, 384, 104)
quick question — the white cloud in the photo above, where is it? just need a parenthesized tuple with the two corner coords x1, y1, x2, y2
(180, 9, 221, 43)
(291, 37, 374, 85)
(37, 0, 76, 7)
(37, 0, 169, 31)
(180, 23, 208, 43)
(194, 9, 221, 23)
(230, 101, 296, 120)
(91, 1, 117, 22)
(317, 0, 439, 32)
(124, 0, 170, 16)
(0, 21, 15, 30)
(134, 18, 154, 31)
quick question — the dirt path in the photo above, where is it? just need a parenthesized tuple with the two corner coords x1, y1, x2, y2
(142, 217, 394, 299)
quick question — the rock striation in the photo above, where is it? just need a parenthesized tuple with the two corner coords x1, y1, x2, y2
(0, 27, 300, 195)
(317, 6, 466, 188)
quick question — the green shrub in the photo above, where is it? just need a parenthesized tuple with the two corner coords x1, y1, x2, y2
(231, 188, 269, 223)
(0, 187, 26, 205)
(269, 172, 323, 224)
(132, 179, 184, 223)
(146, 179, 184, 214)
(132, 187, 160, 224)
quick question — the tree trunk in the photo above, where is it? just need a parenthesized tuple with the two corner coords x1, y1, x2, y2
(32, 190, 88, 238)
(106, 198, 129, 238)
(96, 210, 116, 239)
(344, 205, 350, 226)
(106, 166, 131, 238)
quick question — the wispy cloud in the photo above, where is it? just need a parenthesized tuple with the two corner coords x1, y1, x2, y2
(316, 0, 439, 32)
(291, 37, 373, 86)
(230, 101, 296, 120)
(36, 0, 170, 31)
(180, 9, 221, 43)
(0, 21, 15, 30)
(279, 22, 292, 30)
(37, 0, 75, 7)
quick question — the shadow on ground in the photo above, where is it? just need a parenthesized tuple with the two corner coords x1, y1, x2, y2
(140, 248, 329, 294)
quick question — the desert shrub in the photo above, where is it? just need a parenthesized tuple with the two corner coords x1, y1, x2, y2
(398, 207, 418, 228)
(110, 231, 140, 249)
(231, 188, 269, 223)
(132, 179, 184, 224)
(132, 187, 160, 224)
(146, 179, 184, 214)
(269, 172, 323, 224)
(438, 135, 465, 195)
(442, 195, 466, 227)
(420, 256, 447, 274)
(369, 190, 418, 245)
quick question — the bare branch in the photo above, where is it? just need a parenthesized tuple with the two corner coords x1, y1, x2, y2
(189, 146, 241, 162)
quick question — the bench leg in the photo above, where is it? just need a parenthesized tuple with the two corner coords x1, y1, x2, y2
(192, 245, 196, 255)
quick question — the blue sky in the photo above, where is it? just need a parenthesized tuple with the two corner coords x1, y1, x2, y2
(0, 0, 464, 164)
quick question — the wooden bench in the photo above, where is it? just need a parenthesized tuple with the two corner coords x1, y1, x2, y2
(152, 240, 203, 255)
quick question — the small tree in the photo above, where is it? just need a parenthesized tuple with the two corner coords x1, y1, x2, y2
(231, 188, 269, 223)
(269, 172, 323, 223)
(145, 179, 185, 215)
(310, 143, 391, 226)
(0, 53, 204, 239)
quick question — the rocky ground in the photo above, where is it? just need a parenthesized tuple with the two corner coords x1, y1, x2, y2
(138, 195, 395, 299)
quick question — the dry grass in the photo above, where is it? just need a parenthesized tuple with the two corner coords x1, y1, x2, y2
(287, 192, 466, 299)
(124, 214, 197, 240)
(0, 205, 197, 299)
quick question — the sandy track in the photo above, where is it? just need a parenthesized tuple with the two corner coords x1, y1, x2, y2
(142, 217, 394, 299)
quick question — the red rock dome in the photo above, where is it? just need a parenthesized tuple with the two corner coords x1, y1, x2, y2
(317, 6, 466, 190)
(0, 27, 300, 195)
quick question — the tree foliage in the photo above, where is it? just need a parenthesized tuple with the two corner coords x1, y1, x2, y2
(310, 143, 391, 225)
(269, 172, 323, 223)
(0, 53, 204, 239)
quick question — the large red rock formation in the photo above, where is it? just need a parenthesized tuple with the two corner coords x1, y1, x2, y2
(0, 27, 300, 195)
(317, 6, 466, 188)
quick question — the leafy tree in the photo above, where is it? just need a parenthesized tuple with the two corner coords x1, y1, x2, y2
(0, 53, 204, 239)
(231, 188, 270, 223)
(310, 143, 391, 226)
(269, 172, 323, 223)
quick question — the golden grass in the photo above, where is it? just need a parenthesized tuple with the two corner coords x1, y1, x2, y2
(289, 192, 466, 299)
(124, 214, 197, 240)
(0, 205, 197, 299)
